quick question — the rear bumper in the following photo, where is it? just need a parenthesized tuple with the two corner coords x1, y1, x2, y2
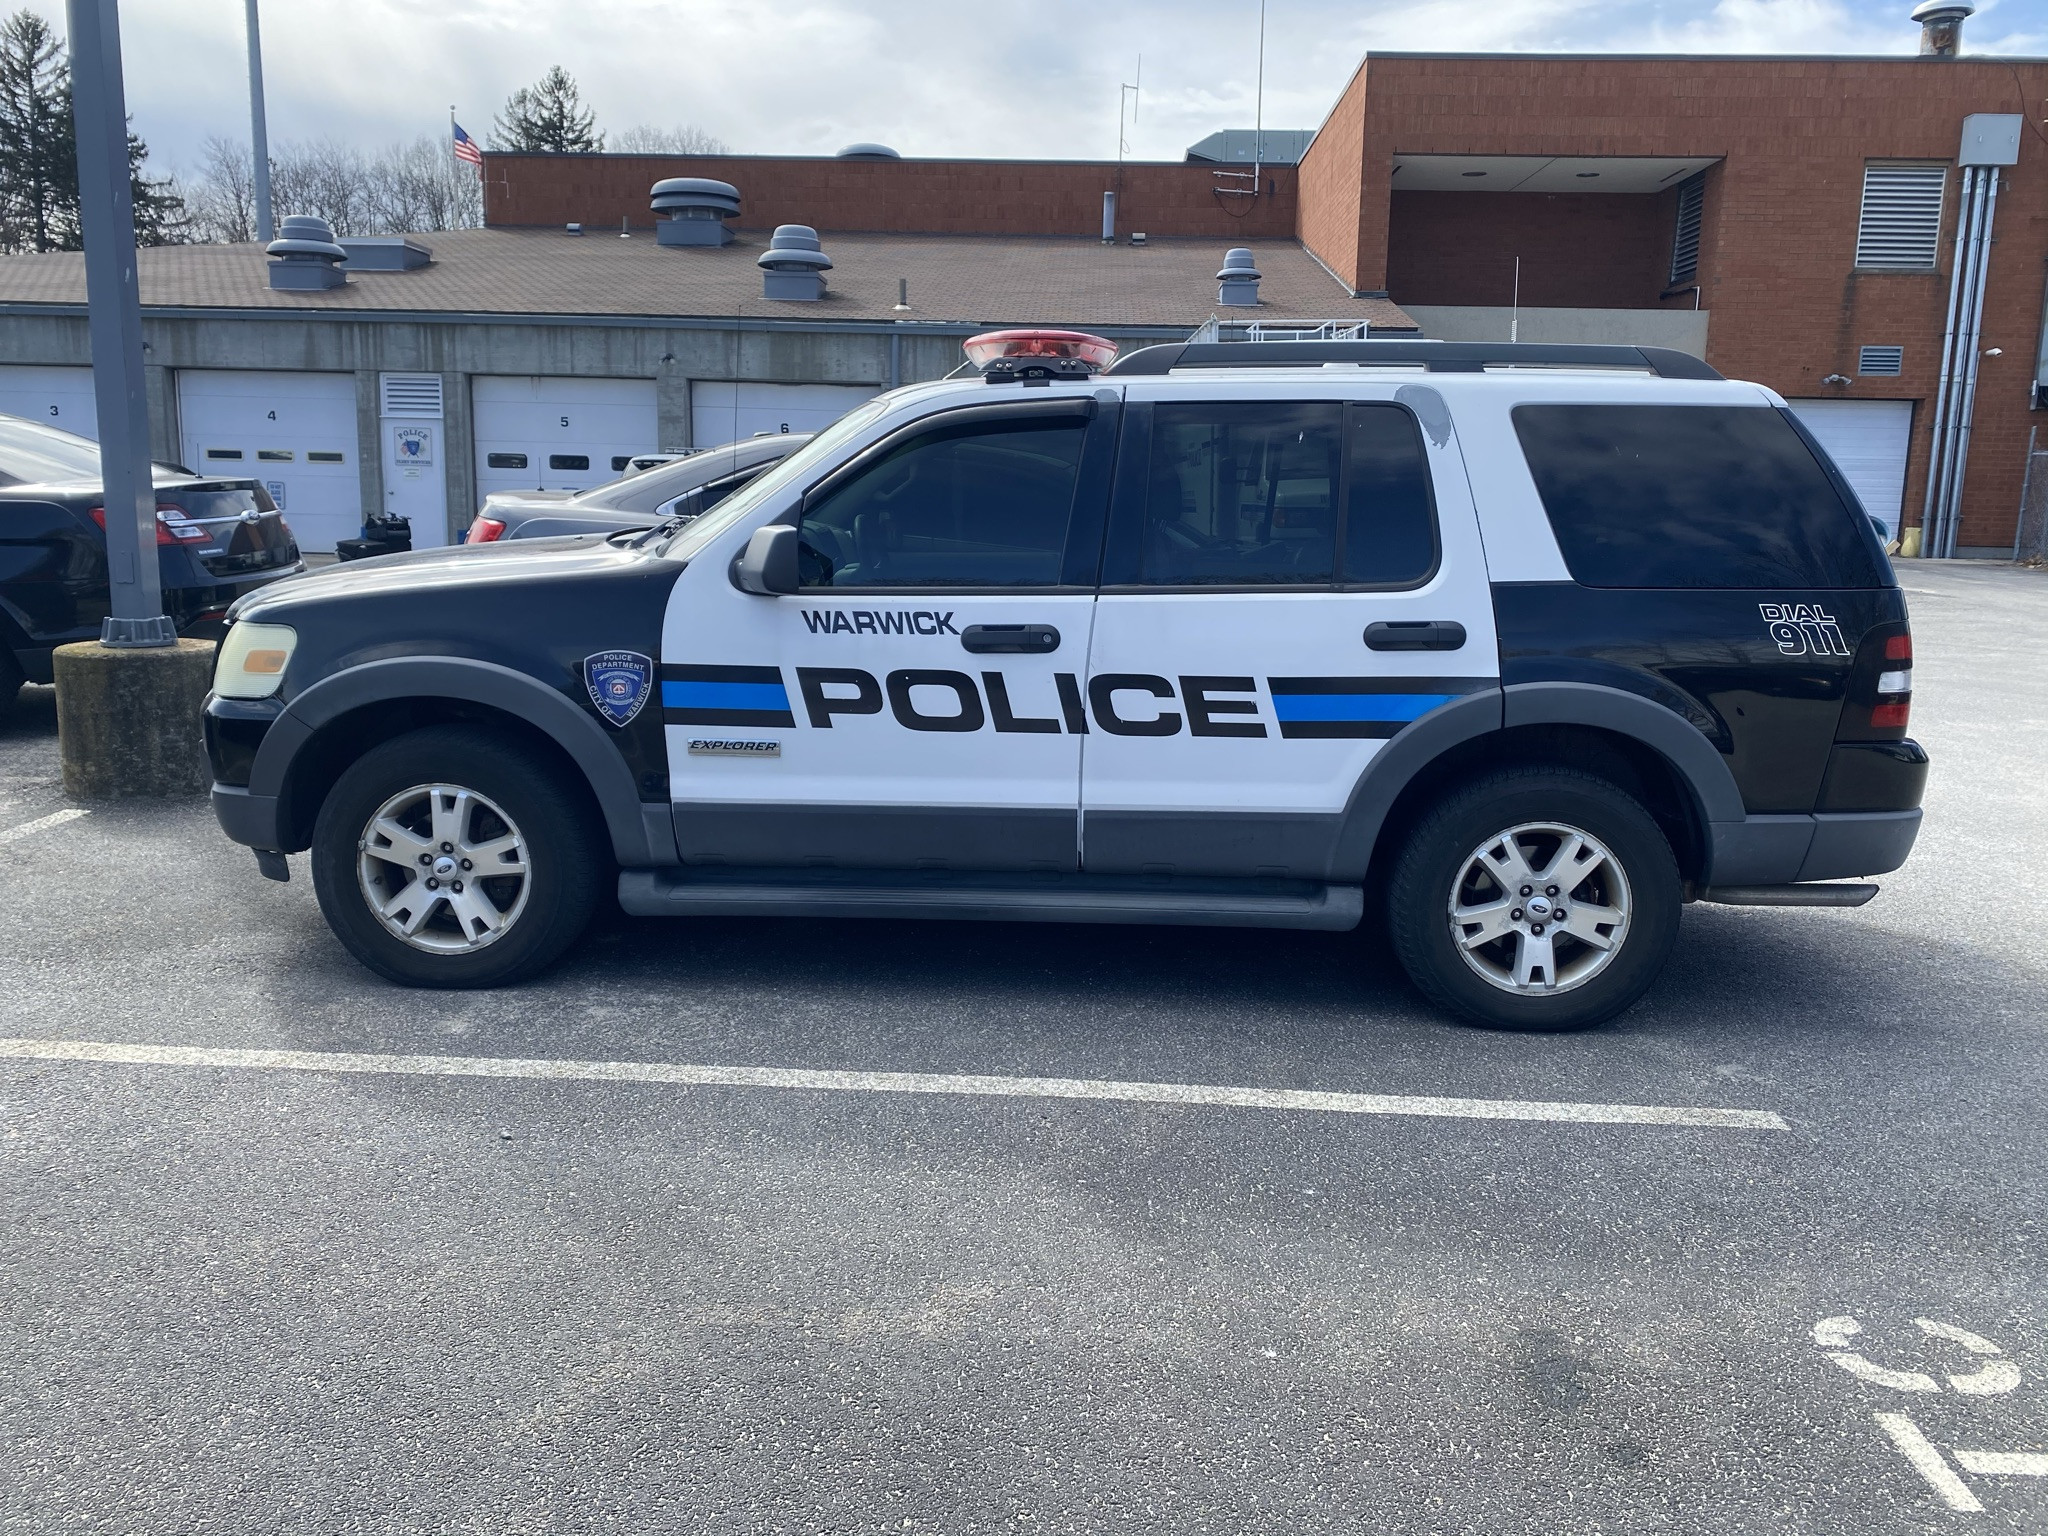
(212, 783, 283, 851)
(1708, 808, 1922, 886)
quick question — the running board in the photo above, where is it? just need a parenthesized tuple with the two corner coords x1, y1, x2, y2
(618, 868, 1365, 931)
(1697, 883, 1879, 908)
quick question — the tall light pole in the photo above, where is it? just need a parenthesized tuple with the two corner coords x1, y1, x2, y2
(245, 0, 272, 242)
(66, 0, 169, 646)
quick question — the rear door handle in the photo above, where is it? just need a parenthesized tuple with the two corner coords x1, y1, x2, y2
(961, 623, 1061, 655)
(1364, 620, 1467, 652)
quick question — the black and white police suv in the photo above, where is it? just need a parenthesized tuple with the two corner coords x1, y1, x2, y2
(203, 332, 1925, 1030)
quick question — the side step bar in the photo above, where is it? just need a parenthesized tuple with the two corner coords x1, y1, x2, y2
(1697, 883, 1879, 908)
(618, 868, 1366, 931)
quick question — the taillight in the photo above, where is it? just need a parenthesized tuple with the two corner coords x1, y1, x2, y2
(89, 505, 213, 546)
(1839, 622, 1912, 740)
(466, 517, 507, 544)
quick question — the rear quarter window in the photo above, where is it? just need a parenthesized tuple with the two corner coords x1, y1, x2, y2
(1512, 403, 1889, 589)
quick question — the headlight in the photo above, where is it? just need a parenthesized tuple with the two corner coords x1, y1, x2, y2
(213, 622, 297, 699)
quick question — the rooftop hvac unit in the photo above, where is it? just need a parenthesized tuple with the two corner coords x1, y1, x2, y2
(266, 215, 348, 291)
(1216, 248, 1262, 307)
(651, 178, 741, 247)
(836, 143, 900, 160)
(758, 225, 831, 301)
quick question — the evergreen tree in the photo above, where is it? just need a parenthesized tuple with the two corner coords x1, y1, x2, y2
(0, 9, 185, 253)
(0, 11, 75, 250)
(491, 66, 602, 153)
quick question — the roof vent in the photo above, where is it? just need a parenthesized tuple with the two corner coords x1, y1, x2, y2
(1912, 0, 1972, 55)
(758, 224, 831, 301)
(266, 215, 348, 291)
(651, 177, 740, 247)
(338, 236, 432, 272)
(836, 143, 900, 160)
(1217, 247, 1262, 307)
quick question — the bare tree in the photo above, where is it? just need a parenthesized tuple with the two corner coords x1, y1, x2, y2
(612, 124, 729, 155)
(186, 134, 255, 243)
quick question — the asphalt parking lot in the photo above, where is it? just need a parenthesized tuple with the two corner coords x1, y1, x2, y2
(2, 560, 2045, 1535)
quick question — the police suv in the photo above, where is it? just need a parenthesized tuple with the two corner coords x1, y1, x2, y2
(204, 334, 1925, 1030)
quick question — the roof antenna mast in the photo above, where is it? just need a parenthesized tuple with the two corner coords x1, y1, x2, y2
(1214, 0, 1266, 200)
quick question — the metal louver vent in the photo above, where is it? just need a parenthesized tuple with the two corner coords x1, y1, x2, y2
(1668, 175, 1704, 285)
(1856, 163, 1947, 269)
(379, 373, 444, 418)
(1858, 345, 1905, 376)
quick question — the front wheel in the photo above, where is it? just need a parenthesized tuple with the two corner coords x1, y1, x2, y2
(311, 725, 603, 988)
(1388, 767, 1680, 1031)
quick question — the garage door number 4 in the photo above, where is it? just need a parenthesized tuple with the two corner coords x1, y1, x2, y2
(1814, 1315, 2047, 1514)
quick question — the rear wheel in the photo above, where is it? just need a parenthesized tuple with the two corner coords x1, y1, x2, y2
(1388, 767, 1680, 1031)
(311, 725, 602, 987)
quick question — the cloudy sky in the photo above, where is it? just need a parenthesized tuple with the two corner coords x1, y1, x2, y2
(27, 0, 2048, 176)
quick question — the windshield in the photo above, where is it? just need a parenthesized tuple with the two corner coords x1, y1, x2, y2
(662, 399, 895, 560)
(0, 415, 105, 484)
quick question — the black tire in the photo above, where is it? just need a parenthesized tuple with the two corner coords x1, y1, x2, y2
(1387, 766, 1681, 1031)
(311, 725, 604, 988)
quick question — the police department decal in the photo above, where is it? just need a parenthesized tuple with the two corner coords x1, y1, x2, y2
(584, 651, 653, 727)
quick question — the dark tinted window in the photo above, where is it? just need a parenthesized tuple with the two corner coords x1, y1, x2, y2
(1142, 402, 1339, 584)
(307, 451, 345, 464)
(1343, 404, 1437, 586)
(799, 416, 1084, 587)
(486, 452, 528, 469)
(611, 455, 633, 471)
(549, 454, 590, 471)
(1514, 404, 1887, 589)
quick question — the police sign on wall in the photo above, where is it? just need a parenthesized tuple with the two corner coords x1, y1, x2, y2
(393, 426, 434, 467)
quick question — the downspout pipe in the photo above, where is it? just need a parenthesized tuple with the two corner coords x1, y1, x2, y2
(1941, 169, 2000, 557)
(1920, 167, 1976, 556)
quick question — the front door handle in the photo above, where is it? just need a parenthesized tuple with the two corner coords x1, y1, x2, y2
(1364, 620, 1467, 652)
(961, 623, 1061, 655)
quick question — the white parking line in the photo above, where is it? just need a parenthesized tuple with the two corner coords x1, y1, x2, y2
(1876, 1412, 1986, 1513)
(0, 1037, 1788, 1130)
(0, 808, 88, 846)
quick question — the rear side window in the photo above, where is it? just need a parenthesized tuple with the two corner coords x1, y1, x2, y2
(1513, 404, 1886, 589)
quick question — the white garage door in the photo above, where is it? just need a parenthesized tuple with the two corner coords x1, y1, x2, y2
(178, 371, 361, 553)
(0, 365, 98, 439)
(472, 376, 659, 499)
(1788, 399, 1913, 537)
(691, 382, 879, 448)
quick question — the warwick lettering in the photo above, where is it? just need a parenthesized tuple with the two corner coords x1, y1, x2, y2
(801, 609, 960, 636)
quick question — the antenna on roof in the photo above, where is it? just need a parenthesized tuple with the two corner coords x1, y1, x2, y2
(1214, 1, 1266, 201)
(1117, 55, 1141, 164)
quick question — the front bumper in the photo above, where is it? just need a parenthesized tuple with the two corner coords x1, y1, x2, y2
(212, 782, 284, 850)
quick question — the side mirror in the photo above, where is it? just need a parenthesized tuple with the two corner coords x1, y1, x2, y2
(733, 523, 799, 595)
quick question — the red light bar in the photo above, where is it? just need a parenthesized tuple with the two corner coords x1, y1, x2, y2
(466, 517, 507, 544)
(963, 329, 1119, 373)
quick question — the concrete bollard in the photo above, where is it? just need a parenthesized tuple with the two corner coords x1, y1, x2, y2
(53, 639, 214, 798)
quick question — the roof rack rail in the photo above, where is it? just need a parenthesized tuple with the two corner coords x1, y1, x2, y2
(1104, 340, 1723, 382)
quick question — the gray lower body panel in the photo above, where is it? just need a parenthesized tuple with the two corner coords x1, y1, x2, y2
(618, 867, 1365, 931)
(1707, 809, 1921, 885)
(211, 784, 283, 850)
(672, 803, 1078, 873)
(1079, 811, 1343, 879)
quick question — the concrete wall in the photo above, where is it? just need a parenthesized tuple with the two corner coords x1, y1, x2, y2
(1403, 305, 1710, 358)
(0, 309, 982, 542)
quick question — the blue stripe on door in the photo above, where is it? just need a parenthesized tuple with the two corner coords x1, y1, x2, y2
(1269, 692, 1457, 724)
(662, 680, 791, 712)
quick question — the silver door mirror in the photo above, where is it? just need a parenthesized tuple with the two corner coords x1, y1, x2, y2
(733, 523, 798, 595)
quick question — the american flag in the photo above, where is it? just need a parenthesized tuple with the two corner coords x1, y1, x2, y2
(452, 121, 483, 166)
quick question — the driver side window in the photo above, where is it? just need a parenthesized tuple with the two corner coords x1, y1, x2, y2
(797, 415, 1085, 588)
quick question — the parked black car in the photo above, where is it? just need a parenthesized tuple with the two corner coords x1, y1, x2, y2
(464, 434, 811, 543)
(0, 413, 302, 718)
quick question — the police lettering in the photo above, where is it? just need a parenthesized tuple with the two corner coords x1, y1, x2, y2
(800, 609, 960, 637)
(789, 667, 1202, 735)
